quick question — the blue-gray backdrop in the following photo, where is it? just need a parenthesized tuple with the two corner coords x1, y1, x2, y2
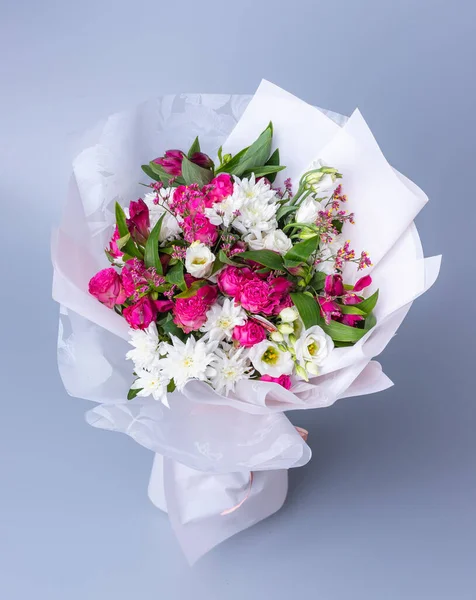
(1, 0, 474, 598)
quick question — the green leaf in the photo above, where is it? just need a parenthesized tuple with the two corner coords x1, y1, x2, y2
(144, 213, 165, 273)
(243, 165, 286, 179)
(339, 304, 366, 316)
(141, 164, 162, 182)
(264, 148, 280, 183)
(167, 380, 176, 393)
(309, 271, 326, 292)
(181, 155, 214, 186)
(354, 290, 379, 315)
(165, 261, 186, 291)
(115, 202, 143, 259)
(290, 292, 321, 329)
(276, 204, 298, 222)
(215, 147, 249, 174)
(161, 315, 186, 342)
(218, 249, 241, 266)
(234, 249, 284, 271)
(127, 386, 142, 400)
(175, 280, 209, 299)
(148, 161, 186, 186)
(320, 319, 369, 343)
(225, 123, 273, 176)
(217, 145, 223, 165)
(284, 236, 319, 264)
(187, 136, 200, 158)
(116, 233, 131, 250)
(211, 257, 224, 275)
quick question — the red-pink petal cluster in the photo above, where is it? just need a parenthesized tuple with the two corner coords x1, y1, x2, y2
(259, 374, 292, 390)
(173, 284, 218, 333)
(88, 268, 127, 309)
(232, 320, 267, 347)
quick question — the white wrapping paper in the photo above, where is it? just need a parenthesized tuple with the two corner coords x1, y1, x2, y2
(52, 81, 440, 563)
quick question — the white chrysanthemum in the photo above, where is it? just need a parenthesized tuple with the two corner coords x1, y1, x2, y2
(315, 234, 345, 274)
(131, 368, 170, 405)
(293, 325, 334, 375)
(205, 194, 243, 228)
(185, 241, 215, 278)
(230, 175, 278, 237)
(143, 190, 182, 242)
(208, 346, 252, 396)
(200, 299, 246, 342)
(248, 340, 294, 377)
(160, 336, 217, 390)
(126, 323, 160, 371)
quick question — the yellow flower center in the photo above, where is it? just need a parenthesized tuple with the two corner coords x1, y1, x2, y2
(307, 341, 320, 356)
(183, 356, 194, 368)
(192, 257, 207, 265)
(262, 346, 279, 365)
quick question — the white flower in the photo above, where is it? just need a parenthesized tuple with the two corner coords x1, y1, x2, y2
(315, 234, 345, 275)
(293, 325, 334, 376)
(231, 175, 278, 237)
(131, 368, 170, 405)
(209, 347, 251, 395)
(303, 160, 339, 197)
(160, 336, 217, 390)
(248, 340, 294, 377)
(185, 241, 215, 278)
(295, 197, 325, 224)
(262, 229, 293, 254)
(126, 323, 160, 371)
(143, 190, 182, 242)
(200, 299, 246, 342)
(279, 306, 299, 323)
(205, 194, 243, 228)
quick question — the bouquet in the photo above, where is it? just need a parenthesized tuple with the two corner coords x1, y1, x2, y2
(52, 81, 440, 563)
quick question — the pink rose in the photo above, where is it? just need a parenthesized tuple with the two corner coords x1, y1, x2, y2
(182, 213, 218, 245)
(173, 284, 218, 333)
(108, 226, 123, 259)
(155, 299, 174, 312)
(217, 266, 255, 297)
(88, 268, 127, 309)
(260, 374, 292, 390)
(232, 320, 267, 347)
(237, 276, 293, 315)
(206, 173, 233, 204)
(123, 296, 157, 330)
(127, 199, 150, 244)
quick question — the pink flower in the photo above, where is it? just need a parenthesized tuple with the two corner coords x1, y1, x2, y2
(88, 268, 127, 309)
(206, 173, 233, 204)
(153, 150, 183, 176)
(237, 277, 292, 316)
(173, 284, 218, 333)
(217, 266, 255, 297)
(155, 299, 174, 312)
(318, 296, 342, 324)
(353, 275, 372, 293)
(324, 274, 345, 297)
(171, 184, 208, 216)
(260, 374, 292, 390)
(108, 226, 123, 259)
(152, 150, 213, 177)
(121, 258, 165, 302)
(123, 296, 157, 330)
(182, 213, 218, 245)
(339, 314, 364, 327)
(127, 199, 150, 244)
(232, 320, 267, 347)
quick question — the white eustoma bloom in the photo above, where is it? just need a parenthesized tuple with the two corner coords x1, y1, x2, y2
(131, 368, 170, 406)
(200, 299, 246, 342)
(143, 190, 182, 242)
(293, 325, 334, 375)
(279, 306, 299, 323)
(160, 336, 217, 390)
(263, 229, 293, 254)
(126, 322, 160, 371)
(185, 241, 215, 278)
(209, 347, 251, 395)
(295, 197, 325, 224)
(304, 159, 339, 197)
(248, 340, 294, 377)
(315, 234, 345, 275)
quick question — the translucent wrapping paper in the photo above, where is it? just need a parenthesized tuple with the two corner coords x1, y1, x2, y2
(52, 81, 440, 563)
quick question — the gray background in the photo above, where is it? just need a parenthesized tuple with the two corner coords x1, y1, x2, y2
(1, 0, 475, 598)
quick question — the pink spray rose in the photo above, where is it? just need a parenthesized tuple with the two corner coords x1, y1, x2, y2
(260, 374, 292, 390)
(206, 173, 233, 204)
(108, 226, 123, 260)
(182, 213, 218, 245)
(217, 266, 255, 297)
(127, 199, 150, 244)
(237, 276, 292, 315)
(123, 296, 157, 330)
(173, 284, 218, 333)
(88, 268, 127, 309)
(232, 320, 267, 347)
